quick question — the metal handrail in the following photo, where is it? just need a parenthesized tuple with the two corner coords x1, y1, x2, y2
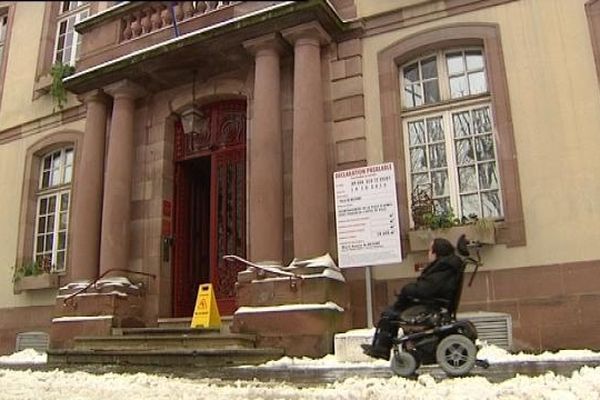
(62, 268, 156, 306)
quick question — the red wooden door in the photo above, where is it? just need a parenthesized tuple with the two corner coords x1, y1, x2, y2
(172, 100, 246, 317)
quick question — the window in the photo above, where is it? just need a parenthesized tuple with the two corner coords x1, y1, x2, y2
(400, 48, 502, 223)
(34, 147, 74, 272)
(0, 13, 7, 64)
(54, 1, 89, 66)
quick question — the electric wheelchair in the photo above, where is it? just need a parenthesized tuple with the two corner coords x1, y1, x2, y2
(387, 235, 488, 377)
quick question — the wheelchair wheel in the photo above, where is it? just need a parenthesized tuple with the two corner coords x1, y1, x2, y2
(390, 350, 420, 377)
(435, 334, 477, 377)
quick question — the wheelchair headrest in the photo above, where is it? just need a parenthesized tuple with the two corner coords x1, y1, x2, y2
(456, 234, 470, 257)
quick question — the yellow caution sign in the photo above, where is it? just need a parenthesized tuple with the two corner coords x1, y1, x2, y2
(190, 283, 221, 329)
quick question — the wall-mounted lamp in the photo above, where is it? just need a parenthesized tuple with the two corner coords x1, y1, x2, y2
(180, 70, 203, 136)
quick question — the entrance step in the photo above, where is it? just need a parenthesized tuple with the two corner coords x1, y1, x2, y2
(157, 316, 234, 334)
(73, 333, 256, 351)
(48, 320, 284, 366)
(112, 327, 220, 336)
(47, 347, 284, 366)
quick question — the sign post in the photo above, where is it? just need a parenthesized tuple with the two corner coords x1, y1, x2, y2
(333, 162, 403, 327)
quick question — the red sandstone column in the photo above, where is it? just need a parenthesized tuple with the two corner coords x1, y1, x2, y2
(282, 22, 331, 259)
(243, 33, 286, 263)
(99, 80, 145, 275)
(69, 90, 109, 281)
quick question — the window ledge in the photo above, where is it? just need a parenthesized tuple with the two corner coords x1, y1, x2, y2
(34, 73, 53, 96)
(408, 224, 496, 252)
(14, 273, 59, 294)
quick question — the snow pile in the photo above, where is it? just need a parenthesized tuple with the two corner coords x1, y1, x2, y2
(477, 341, 600, 363)
(2, 365, 600, 399)
(0, 349, 47, 365)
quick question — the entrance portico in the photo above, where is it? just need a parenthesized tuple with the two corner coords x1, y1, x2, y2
(63, 1, 349, 328)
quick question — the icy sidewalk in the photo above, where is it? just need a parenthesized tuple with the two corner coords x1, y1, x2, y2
(3, 342, 600, 367)
(2, 346, 600, 400)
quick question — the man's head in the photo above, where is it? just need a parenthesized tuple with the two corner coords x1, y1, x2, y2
(428, 238, 455, 262)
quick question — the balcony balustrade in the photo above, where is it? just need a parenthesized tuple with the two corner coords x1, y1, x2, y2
(120, 1, 235, 42)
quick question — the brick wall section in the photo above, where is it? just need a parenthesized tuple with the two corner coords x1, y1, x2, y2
(374, 259, 600, 352)
(0, 305, 54, 355)
(330, 38, 366, 170)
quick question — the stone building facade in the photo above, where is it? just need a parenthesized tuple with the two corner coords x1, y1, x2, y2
(1, 0, 600, 354)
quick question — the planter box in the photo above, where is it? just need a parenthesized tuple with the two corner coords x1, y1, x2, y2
(408, 224, 496, 252)
(14, 273, 59, 293)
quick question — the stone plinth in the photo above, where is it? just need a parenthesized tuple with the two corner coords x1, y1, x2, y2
(50, 277, 146, 349)
(231, 254, 352, 357)
(232, 303, 345, 357)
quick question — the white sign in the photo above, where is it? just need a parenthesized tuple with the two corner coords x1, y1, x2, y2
(334, 162, 403, 268)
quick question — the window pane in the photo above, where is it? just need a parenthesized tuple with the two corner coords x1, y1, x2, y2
(431, 171, 449, 197)
(472, 107, 492, 133)
(459, 166, 478, 192)
(36, 236, 44, 253)
(478, 162, 499, 190)
(46, 215, 55, 232)
(460, 193, 480, 218)
(446, 52, 464, 75)
(455, 139, 475, 165)
(61, 193, 69, 210)
(468, 71, 487, 95)
(59, 212, 68, 230)
(56, 251, 65, 272)
(410, 147, 427, 172)
(452, 112, 471, 137)
(408, 121, 425, 146)
(429, 144, 447, 168)
(404, 84, 423, 108)
(403, 63, 419, 84)
(421, 57, 437, 79)
(411, 173, 429, 191)
(39, 198, 48, 214)
(466, 51, 484, 71)
(52, 168, 61, 186)
(42, 171, 51, 188)
(48, 196, 56, 213)
(38, 217, 47, 234)
(58, 20, 67, 35)
(434, 197, 451, 214)
(423, 80, 440, 104)
(64, 165, 73, 183)
(427, 117, 444, 142)
(43, 155, 52, 169)
(475, 135, 495, 161)
(58, 232, 66, 250)
(482, 191, 502, 218)
(450, 76, 468, 98)
(45, 234, 53, 252)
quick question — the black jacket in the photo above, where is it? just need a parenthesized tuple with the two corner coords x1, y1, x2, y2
(400, 254, 463, 301)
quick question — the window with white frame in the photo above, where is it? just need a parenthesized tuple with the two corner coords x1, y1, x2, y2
(34, 147, 74, 273)
(0, 13, 8, 64)
(401, 48, 503, 224)
(54, 1, 89, 66)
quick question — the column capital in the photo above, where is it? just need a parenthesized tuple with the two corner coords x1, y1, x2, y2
(243, 33, 290, 57)
(281, 21, 331, 46)
(78, 89, 110, 105)
(103, 79, 146, 100)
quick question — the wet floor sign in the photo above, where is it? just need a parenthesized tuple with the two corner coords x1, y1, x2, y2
(190, 283, 221, 329)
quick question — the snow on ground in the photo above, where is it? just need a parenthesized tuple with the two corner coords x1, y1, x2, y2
(2, 364, 600, 399)
(2, 344, 600, 399)
(0, 349, 47, 364)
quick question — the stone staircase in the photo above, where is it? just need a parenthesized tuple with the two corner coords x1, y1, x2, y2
(47, 317, 284, 366)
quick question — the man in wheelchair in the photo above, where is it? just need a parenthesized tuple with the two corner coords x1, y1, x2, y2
(361, 237, 464, 361)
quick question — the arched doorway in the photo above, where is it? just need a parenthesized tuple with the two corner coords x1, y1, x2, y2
(172, 99, 247, 317)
